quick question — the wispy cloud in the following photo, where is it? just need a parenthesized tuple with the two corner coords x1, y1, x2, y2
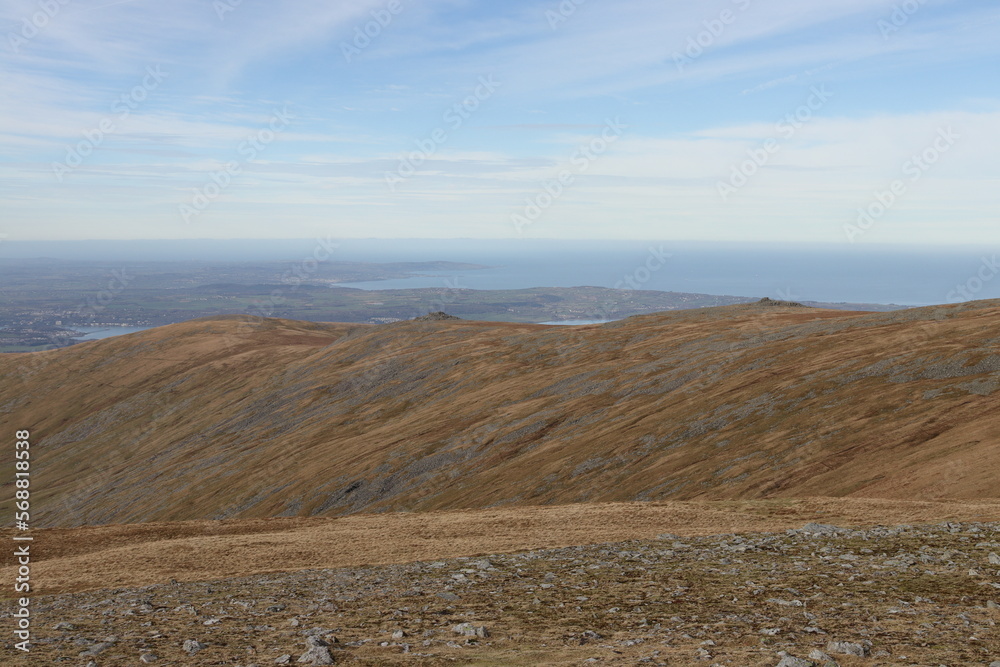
(1, 0, 998, 243)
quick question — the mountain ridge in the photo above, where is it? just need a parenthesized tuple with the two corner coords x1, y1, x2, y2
(2, 299, 999, 528)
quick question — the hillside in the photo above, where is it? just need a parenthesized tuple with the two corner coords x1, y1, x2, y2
(2, 299, 999, 528)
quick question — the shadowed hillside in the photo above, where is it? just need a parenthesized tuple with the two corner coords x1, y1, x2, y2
(2, 300, 999, 528)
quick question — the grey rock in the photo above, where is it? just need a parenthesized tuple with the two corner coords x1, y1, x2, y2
(436, 592, 460, 601)
(183, 639, 207, 655)
(413, 311, 463, 321)
(304, 627, 333, 637)
(79, 642, 113, 657)
(53, 622, 75, 630)
(987, 600, 1000, 610)
(305, 636, 329, 648)
(776, 657, 813, 667)
(140, 654, 159, 664)
(391, 630, 406, 639)
(297, 646, 334, 665)
(452, 622, 489, 638)
(274, 655, 292, 664)
(808, 649, 835, 662)
(767, 598, 804, 607)
(825, 640, 869, 657)
(800, 523, 841, 535)
(989, 552, 1000, 565)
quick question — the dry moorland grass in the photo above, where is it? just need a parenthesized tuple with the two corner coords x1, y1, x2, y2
(2, 303, 1000, 664)
(4, 497, 1000, 597)
(2, 507, 999, 666)
(1, 300, 999, 532)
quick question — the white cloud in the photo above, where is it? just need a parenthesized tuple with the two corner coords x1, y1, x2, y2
(1, 0, 998, 243)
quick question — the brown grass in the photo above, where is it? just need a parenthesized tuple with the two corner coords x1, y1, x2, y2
(4, 497, 1000, 597)
(1, 301, 999, 530)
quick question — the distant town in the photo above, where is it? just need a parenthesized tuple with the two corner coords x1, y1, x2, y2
(0, 258, 904, 353)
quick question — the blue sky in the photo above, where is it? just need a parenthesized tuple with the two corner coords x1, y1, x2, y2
(1, 0, 998, 244)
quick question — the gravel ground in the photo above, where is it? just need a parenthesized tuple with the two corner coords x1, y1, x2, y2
(3, 521, 999, 666)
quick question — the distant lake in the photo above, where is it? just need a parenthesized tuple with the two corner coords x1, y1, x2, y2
(71, 326, 155, 340)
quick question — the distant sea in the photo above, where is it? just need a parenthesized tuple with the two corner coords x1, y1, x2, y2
(329, 240, 997, 307)
(3, 239, 998, 307)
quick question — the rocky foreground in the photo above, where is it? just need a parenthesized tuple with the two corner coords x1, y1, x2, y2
(4, 521, 1000, 666)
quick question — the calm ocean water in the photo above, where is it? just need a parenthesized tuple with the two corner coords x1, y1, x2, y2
(330, 240, 998, 307)
(4, 239, 997, 307)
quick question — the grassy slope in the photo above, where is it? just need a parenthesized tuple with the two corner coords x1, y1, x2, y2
(4, 497, 1000, 596)
(1, 301, 999, 528)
